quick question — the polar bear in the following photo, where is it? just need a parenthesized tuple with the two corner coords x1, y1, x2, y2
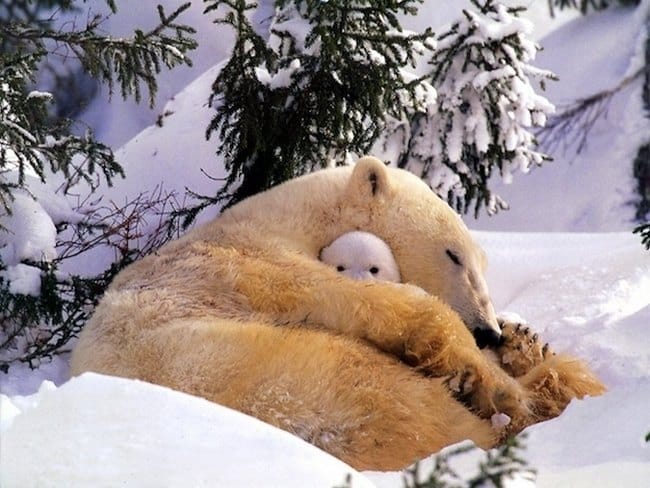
(70, 156, 604, 470)
(320, 230, 402, 282)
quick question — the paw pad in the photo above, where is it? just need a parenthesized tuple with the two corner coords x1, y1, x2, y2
(494, 319, 555, 377)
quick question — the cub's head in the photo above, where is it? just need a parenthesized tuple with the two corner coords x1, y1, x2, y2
(319, 231, 401, 282)
(333, 156, 501, 348)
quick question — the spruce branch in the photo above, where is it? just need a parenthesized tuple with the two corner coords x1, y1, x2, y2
(0, 51, 123, 214)
(0, 3, 197, 106)
(633, 222, 650, 250)
(400, 0, 555, 216)
(402, 435, 535, 488)
(199, 0, 436, 221)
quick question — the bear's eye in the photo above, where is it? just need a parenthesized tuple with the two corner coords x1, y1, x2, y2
(369, 266, 379, 275)
(446, 249, 462, 267)
(336, 265, 346, 272)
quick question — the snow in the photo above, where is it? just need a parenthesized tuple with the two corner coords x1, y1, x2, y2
(2, 1, 650, 487)
(0, 373, 373, 488)
(399, 1, 556, 213)
(0, 263, 41, 296)
(0, 192, 56, 264)
(471, 4, 650, 231)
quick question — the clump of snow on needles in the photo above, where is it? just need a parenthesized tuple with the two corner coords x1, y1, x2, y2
(0, 169, 81, 296)
(0, 193, 56, 296)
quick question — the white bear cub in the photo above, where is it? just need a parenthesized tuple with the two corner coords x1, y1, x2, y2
(320, 231, 401, 282)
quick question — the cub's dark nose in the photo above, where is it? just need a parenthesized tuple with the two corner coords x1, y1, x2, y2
(472, 327, 502, 349)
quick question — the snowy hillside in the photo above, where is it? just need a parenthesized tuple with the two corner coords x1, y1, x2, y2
(1, 0, 649, 487)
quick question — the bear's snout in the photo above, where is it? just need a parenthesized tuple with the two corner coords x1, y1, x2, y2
(472, 327, 502, 349)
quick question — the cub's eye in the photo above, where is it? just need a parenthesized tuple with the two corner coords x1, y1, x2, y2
(336, 265, 346, 272)
(445, 249, 462, 266)
(369, 266, 379, 275)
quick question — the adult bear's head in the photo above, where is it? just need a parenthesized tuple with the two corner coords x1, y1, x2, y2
(333, 156, 501, 347)
(218, 156, 501, 347)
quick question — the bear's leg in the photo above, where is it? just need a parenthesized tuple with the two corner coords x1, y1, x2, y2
(111, 317, 498, 471)
(230, 250, 531, 424)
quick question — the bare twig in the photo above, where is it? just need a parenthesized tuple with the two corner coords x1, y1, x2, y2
(538, 66, 647, 156)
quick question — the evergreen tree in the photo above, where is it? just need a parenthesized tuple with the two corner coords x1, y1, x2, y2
(192, 0, 435, 220)
(193, 0, 553, 225)
(633, 222, 650, 249)
(633, 12, 649, 247)
(0, 1, 197, 370)
(397, 0, 556, 216)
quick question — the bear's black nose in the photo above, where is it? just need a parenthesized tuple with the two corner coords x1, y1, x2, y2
(472, 327, 502, 349)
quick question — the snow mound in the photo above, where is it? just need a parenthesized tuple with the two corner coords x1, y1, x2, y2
(0, 373, 373, 488)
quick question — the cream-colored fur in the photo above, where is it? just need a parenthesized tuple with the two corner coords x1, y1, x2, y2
(70, 157, 604, 470)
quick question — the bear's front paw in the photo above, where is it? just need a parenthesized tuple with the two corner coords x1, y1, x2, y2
(494, 319, 554, 378)
(444, 364, 528, 423)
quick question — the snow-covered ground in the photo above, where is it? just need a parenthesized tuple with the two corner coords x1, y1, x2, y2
(1, 373, 373, 488)
(1, 1, 649, 487)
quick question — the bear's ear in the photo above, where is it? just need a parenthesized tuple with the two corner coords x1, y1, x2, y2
(347, 156, 393, 202)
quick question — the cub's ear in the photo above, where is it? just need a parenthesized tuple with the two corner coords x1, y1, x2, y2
(346, 156, 393, 202)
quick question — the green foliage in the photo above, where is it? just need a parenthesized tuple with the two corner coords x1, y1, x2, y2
(0, 50, 121, 215)
(195, 0, 435, 220)
(1, 1, 198, 215)
(0, 2, 196, 107)
(0, 1, 196, 369)
(403, 436, 535, 488)
(633, 13, 650, 246)
(634, 143, 650, 221)
(0, 257, 124, 372)
(402, 443, 476, 487)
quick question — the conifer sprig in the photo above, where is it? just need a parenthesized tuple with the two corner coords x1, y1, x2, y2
(0, 3, 197, 107)
(399, 0, 555, 216)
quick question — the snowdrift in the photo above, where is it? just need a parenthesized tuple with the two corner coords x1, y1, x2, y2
(0, 373, 372, 488)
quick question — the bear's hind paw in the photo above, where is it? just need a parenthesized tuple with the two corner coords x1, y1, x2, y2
(444, 366, 529, 423)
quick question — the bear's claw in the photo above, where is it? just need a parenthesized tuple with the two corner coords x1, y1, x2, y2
(493, 320, 556, 377)
(444, 365, 527, 422)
